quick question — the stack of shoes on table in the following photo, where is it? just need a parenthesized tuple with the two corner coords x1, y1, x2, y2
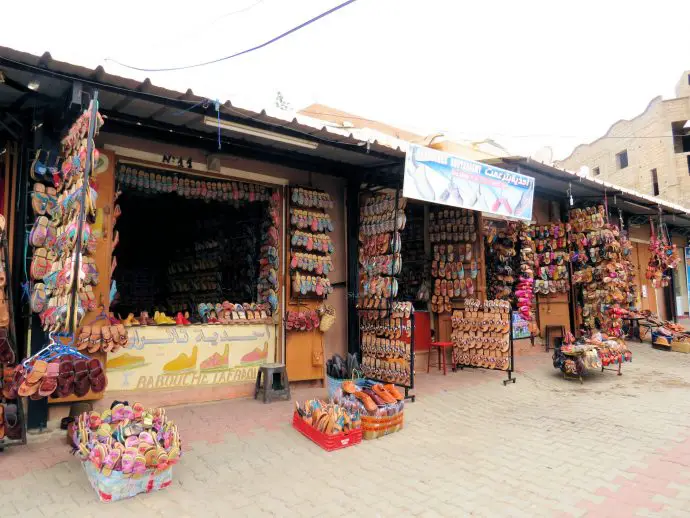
(197, 302, 270, 323)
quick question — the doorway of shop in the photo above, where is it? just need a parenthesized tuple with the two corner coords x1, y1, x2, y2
(111, 187, 267, 322)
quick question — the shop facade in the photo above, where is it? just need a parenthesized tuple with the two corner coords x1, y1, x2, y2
(352, 148, 690, 376)
(488, 158, 690, 337)
(0, 47, 412, 430)
(3, 46, 690, 441)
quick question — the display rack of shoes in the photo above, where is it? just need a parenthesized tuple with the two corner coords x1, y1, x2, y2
(429, 207, 481, 314)
(27, 103, 104, 333)
(531, 223, 570, 296)
(568, 205, 632, 337)
(357, 189, 415, 400)
(451, 298, 516, 384)
(289, 187, 334, 299)
(484, 220, 518, 303)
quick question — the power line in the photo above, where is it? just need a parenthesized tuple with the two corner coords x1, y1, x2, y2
(147, 0, 267, 50)
(105, 0, 358, 72)
(213, 0, 266, 23)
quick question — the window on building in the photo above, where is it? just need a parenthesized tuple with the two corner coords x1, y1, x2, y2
(687, 155, 690, 175)
(592, 167, 600, 176)
(651, 169, 659, 196)
(672, 121, 690, 153)
(616, 150, 628, 169)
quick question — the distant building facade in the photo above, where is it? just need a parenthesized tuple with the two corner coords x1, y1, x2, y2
(556, 72, 690, 204)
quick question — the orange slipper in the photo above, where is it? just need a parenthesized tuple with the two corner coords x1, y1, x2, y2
(341, 381, 357, 394)
(372, 384, 396, 404)
(354, 391, 377, 412)
(383, 383, 404, 401)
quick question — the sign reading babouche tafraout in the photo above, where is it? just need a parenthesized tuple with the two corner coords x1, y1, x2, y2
(105, 324, 275, 392)
(403, 144, 535, 221)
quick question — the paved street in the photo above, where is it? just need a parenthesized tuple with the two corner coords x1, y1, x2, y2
(3, 342, 690, 517)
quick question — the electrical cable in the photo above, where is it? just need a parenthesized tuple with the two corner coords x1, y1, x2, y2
(211, 0, 266, 24)
(105, 0, 358, 72)
(145, 0, 267, 51)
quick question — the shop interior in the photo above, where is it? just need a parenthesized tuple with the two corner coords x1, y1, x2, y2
(111, 163, 277, 324)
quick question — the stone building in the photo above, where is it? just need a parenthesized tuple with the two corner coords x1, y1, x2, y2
(556, 72, 690, 204)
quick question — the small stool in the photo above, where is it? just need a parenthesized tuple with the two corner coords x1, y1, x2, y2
(254, 363, 291, 403)
(427, 342, 453, 375)
(544, 325, 565, 352)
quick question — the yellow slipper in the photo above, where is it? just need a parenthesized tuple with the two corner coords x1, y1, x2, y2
(154, 311, 176, 325)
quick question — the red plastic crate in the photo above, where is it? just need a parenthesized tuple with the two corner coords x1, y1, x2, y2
(292, 412, 362, 451)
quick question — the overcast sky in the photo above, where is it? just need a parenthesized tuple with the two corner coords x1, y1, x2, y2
(3, 0, 689, 159)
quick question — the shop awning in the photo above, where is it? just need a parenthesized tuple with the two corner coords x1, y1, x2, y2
(3, 45, 690, 224)
(485, 157, 690, 232)
(0, 46, 405, 183)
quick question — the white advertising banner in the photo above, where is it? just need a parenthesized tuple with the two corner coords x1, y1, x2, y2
(403, 144, 535, 220)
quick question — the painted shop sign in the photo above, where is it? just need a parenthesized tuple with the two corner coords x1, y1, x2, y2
(403, 144, 535, 221)
(106, 324, 276, 391)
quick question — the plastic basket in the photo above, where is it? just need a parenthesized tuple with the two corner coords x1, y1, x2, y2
(292, 412, 361, 452)
(361, 411, 404, 440)
(82, 460, 173, 502)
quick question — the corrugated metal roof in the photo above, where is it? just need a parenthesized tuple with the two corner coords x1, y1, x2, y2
(0, 46, 406, 169)
(2, 45, 689, 222)
(491, 157, 690, 226)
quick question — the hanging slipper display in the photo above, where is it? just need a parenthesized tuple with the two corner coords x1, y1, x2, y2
(428, 207, 478, 314)
(646, 215, 680, 288)
(288, 188, 335, 301)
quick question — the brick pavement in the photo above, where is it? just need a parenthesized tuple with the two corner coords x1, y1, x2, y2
(2, 342, 690, 517)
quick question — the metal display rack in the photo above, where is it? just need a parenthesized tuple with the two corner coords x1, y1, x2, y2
(454, 308, 516, 386)
(358, 309, 416, 401)
(356, 186, 415, 401)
